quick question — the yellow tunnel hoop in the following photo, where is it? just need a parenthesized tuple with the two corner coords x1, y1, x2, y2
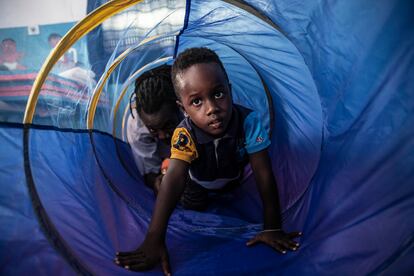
(23, 0, 144, 124)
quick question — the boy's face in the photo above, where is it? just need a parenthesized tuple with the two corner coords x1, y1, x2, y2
(176, 62, 232, 137)
(139, 103, 180, 145)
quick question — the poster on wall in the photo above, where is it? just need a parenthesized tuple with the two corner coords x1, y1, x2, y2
(0, 22, 88, 72)
(0, 22, 96, 126)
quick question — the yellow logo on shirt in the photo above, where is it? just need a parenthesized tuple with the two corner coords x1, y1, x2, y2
(170, 128, 198, 163)
(174, 131, 190, 150)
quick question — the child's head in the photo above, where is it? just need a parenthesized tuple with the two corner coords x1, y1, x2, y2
(172, 47, 232, 137)
(134, 64, 180, 145)
(48, 33, 62, 48)
(1, 38, 17, 53)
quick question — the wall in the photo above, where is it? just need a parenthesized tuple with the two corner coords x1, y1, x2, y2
(0, 0, 87, 28)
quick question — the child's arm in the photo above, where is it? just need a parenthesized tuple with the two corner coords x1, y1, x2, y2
(247, 149, 301, 253)
(115, 158, 189, 275)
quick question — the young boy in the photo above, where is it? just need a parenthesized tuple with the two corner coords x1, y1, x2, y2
(115, 48, 301, 274)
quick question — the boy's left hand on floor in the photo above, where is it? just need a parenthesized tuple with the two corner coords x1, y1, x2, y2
(246, 229, 302, 254)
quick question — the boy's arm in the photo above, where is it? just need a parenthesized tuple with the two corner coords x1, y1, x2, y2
(248, 149, 301, 253)
(249, 149, 281, 229)
(115, 158, 189, 275)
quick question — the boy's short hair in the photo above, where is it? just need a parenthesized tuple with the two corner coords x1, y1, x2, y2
(171, 47, 229, 97)
(133, 64, 176, 115)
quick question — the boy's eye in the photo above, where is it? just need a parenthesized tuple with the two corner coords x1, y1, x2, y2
(191, 98, 202, 106)
(214, 92, 224, 99)
(148, 128, 156, 134)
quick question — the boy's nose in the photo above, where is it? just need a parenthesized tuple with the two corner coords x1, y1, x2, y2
(206, 100, 219, 116)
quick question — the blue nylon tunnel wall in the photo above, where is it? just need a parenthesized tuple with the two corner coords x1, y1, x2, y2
(1, 0, 413, 275)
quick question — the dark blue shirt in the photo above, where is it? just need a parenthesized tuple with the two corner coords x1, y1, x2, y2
(170, 104, 270, 189)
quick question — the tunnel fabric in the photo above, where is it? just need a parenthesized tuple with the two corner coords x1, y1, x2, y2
(0, 0, 413, 275)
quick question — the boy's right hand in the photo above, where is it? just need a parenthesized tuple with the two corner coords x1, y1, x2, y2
(118, 159, 189, 275)
(115, 236, 171, 275)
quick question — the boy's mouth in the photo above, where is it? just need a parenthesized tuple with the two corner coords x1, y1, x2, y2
(209, 119, 223, 129)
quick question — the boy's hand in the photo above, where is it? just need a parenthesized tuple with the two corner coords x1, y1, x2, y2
(246, 230, 302, 254)
(116, 159, 188, 275)
(115, 236, 171, 275)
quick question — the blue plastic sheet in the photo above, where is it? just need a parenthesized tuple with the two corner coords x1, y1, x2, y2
(0, 0, 413, 275)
